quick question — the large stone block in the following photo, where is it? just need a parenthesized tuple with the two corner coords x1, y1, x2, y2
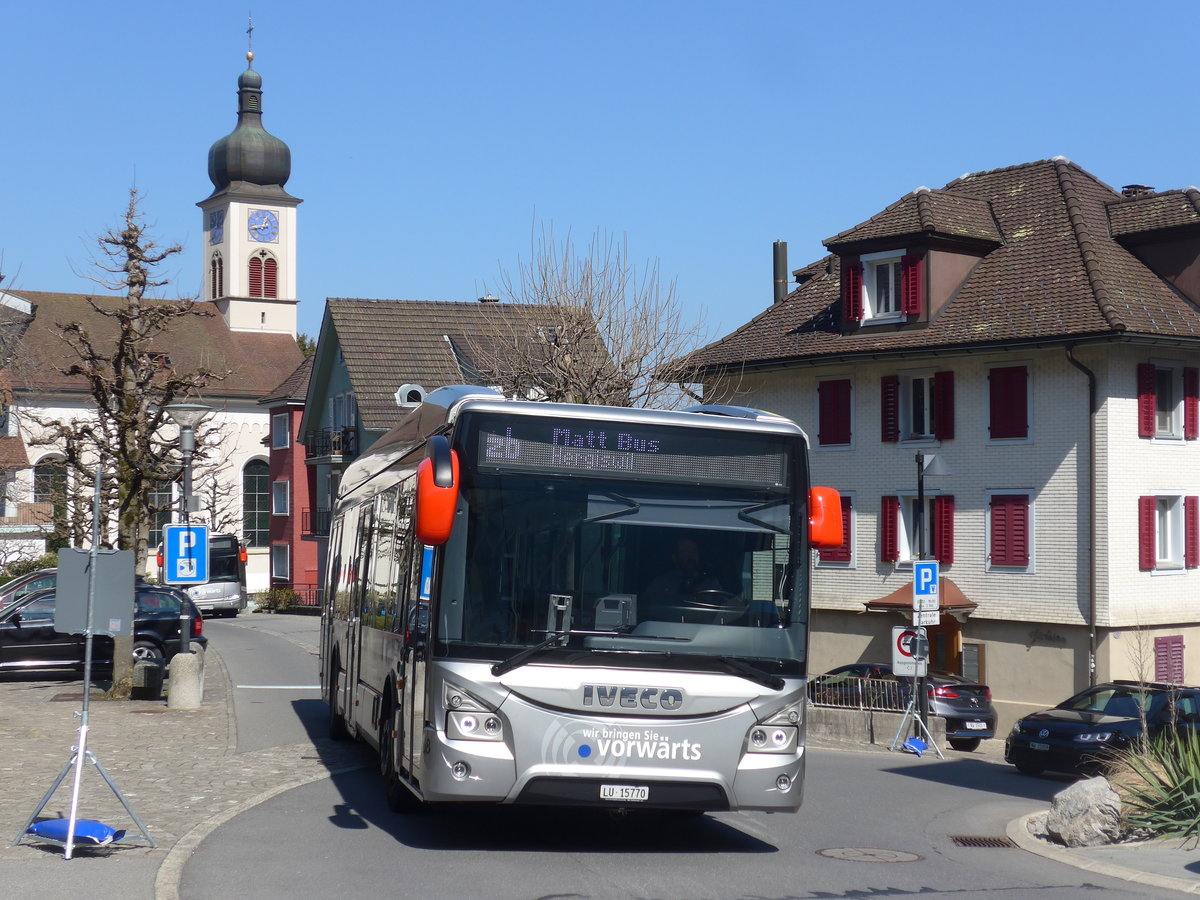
(1045, 775, 1124, 847)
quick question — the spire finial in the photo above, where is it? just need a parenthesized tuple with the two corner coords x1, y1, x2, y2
(246, 12, 255, 64)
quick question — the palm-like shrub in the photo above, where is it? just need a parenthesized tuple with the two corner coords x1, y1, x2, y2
(1108, 728, 1200, 842)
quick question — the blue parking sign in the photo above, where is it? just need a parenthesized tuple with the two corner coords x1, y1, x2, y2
(164, 524, 209, 585)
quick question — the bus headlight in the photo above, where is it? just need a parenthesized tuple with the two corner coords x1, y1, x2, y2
(447, 711, 505, 742)
(746, 699, 803, 753)
(746, 725, 797, 754)
(443, 680, 490, 712)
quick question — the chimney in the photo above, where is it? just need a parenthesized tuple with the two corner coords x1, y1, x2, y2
(478, 293, 500, 303)
(1121, 184, 1154, 198)
(773, 241, 788, 304)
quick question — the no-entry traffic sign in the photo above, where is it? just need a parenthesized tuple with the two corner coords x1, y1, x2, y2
(892, 625, 928, 677)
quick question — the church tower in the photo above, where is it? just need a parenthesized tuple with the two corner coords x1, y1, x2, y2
(199, 51, 300, 336)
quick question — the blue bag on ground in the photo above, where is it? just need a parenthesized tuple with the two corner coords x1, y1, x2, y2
(27, 818, 126, 845)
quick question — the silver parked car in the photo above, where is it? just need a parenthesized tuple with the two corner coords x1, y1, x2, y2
(808, 662, 997, 751)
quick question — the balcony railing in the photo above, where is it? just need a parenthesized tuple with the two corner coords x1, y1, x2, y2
(302, 427, 358, 462)
(302, 507, 331, 537)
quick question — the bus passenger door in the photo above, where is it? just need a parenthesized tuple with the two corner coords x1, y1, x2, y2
(346, 505, 374, 736)
(401, 545, 432, 776)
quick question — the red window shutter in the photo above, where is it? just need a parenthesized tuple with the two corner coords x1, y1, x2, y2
(248, 257, 263, 298)
(991, 494, 1030, 567)
(934, 495, 954, 565)
(819, 495, 853, 562)
(1185, 368, 1199, 439)
(881, 375, 900, 442)
(1154, 635, 1185, 683)
(989, 366, 1028, 439)
(881, 496, 899, 563)
(933, 370, 955, 440)
(264, 257, 278, 299)
(901, 254, 923, 316)
(842, 261, 863, 322)
(817, 380, 852, 446)
(1137, 363, 1157, 438)
(1139, 495, 1157, 570)
(1187, 496, 1199, 568)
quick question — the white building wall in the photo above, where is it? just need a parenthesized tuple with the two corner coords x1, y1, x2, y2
(10, 395, 273, 592)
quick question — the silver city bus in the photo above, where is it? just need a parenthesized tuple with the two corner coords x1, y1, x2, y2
(320, 386, 842, 813)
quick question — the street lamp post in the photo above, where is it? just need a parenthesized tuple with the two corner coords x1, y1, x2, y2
(164, 402, 212, 655)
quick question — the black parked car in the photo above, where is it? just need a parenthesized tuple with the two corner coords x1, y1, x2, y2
(1005, 680, 1200, 776)
(0, 568, 57, 612)
(0, 584, 207, 675)
(808, 662, 997, 751)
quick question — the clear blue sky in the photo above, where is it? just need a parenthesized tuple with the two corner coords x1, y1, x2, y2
(3, 1, 1197, 346)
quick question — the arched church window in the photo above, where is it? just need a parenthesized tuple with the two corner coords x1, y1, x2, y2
(210, 252, 224, 300)
(248, 251, 278, 300)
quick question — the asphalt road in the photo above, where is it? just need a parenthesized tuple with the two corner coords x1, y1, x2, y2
(184, 616, 1165, 899)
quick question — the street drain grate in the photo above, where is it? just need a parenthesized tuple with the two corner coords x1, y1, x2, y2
(949, 835, 1016, 848)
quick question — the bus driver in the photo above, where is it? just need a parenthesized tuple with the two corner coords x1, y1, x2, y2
(641, 536, 723, 620)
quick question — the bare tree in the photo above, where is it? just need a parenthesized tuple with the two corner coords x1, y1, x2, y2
(21, 189, 229, 694)
(476, 225, 719, 409)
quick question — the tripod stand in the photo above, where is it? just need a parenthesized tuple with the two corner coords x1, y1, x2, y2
(888, 690, 945, 759)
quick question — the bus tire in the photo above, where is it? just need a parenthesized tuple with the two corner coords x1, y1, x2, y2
(327, 659, 352, 742)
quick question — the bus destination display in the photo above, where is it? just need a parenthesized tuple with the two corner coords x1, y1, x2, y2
(476, 419, 787, 486)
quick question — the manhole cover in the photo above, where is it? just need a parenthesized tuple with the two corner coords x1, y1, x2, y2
(817, 848, 923, 863)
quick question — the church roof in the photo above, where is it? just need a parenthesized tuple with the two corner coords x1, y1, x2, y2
(3, 291, 303, 405)
(203, 54, 298, 204)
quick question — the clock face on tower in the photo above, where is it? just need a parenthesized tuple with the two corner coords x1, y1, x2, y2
(208, 210, 225, 245)
(247, 209, 280, 243)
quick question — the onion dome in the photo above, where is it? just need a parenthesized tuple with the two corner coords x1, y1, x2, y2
(205, 52, 296, 199)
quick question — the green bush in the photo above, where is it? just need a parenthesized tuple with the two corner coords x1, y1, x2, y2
(256, 588, 298, 612)
(1108, 728, 1200, 843)
(1, 553, 58, 582)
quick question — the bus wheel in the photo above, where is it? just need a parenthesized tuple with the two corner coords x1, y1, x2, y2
(380, 702, 422, 814)
(327, 661, 351, 742)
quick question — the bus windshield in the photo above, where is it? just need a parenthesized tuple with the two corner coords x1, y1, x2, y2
(436, 415, 806, 673)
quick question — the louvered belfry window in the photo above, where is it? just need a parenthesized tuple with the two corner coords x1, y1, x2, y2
(248, 253, 279, 299)
(210, 253, 224, 300)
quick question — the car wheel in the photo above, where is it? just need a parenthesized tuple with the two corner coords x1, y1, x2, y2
(132, 640, 163, 661)
(1014, 760, 1045, 776)
(948, 737, 981, 752)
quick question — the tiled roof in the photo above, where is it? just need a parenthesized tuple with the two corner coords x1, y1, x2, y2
(824, 188, 1001, 248)
(327, 298, 589, 432)
(687, 158, 1200, 371)
(1108, 188, 1200, 239)
(260, 354, 313, 405)
(3, 291, 303, 403)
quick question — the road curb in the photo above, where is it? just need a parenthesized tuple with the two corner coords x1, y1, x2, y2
(1006, 812, 1200, 895)
(153, 640, 367, 900)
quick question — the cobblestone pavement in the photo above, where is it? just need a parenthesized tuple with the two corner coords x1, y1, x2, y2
(0, 647, 366, 897)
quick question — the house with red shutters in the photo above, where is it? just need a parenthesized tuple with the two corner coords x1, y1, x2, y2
(259, 354, 319, 599)
(686, 158, 1200, 721)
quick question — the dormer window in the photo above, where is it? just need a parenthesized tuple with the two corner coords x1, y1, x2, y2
(864, 252, 905, 320)
(842, 251, 924, 325)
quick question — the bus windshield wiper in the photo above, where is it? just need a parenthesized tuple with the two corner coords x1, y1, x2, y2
(710, 655, 785, 691)
(491, 632, 568, 677)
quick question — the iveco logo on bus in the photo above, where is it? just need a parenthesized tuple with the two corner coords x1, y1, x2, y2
(582, 685, 683, 710)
